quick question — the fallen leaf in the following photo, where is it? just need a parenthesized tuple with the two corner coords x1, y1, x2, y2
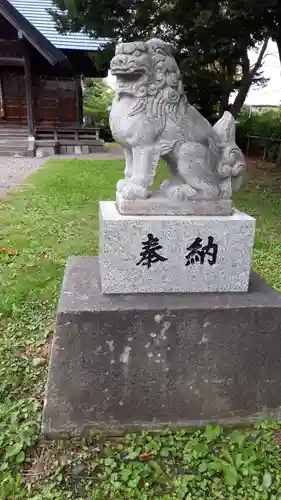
(0, 247, 19, 255)
(23, 452, 47, 482)
(39, 251, 52, 259)
(22, 267, 36, 273)
(23, 342, 50, 360)
(139, 452, 155, 460)
(32, 357, 47, 368)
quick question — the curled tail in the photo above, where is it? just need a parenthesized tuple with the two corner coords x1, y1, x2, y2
(213, 111, 245, 197)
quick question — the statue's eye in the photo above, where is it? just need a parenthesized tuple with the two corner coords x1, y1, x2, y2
(134, 50, 141, 56)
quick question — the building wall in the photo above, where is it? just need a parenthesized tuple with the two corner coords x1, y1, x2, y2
(33, 76, 77, 125)
(0, 71, 78, 125)
(1, 70, 26, 122)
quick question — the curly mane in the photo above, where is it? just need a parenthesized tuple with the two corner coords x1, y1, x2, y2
(128, 38, 187, 135)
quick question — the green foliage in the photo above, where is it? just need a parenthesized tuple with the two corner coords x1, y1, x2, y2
(73, 425, 281, 499)
(83, 77, 115, 128)
(249, 109, 281, 139)
(2, 159, 281, 497)
(226, 0, 281, 43)
(50, 0, 267, 119)
(236, 108, 281, 158)
(0, 399, 39, 471)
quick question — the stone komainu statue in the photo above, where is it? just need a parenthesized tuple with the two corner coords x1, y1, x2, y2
(109, 38, 245, 202)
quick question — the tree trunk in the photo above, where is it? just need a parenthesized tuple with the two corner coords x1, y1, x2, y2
(276, 143, 281, 169)
(230, 38, 269, 119)
(273, 37, 281, 168)
(275, 37, 281, 63)
(219, 63, 235, 116)
(219, 88, 231, 116)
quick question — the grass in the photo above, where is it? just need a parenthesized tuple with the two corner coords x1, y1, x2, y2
(1, 158, 281, 498)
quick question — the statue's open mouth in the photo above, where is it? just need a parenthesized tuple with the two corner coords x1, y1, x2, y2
(111, 67, 144, 80)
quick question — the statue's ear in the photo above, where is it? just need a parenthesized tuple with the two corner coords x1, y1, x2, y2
(115, 43, 123, 55)
(147, 38, 172, 56)
(162, 40, 173, 56)
(143, 41, 149, 53)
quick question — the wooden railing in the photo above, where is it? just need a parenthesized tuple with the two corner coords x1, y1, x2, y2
(246, 134, 281, 161)
(35, 126, 100, 144)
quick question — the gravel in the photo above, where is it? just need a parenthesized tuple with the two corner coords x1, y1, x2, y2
(0, 157, 46, 198)
(0, 149, 124, 199)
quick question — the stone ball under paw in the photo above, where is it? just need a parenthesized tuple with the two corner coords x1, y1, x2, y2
(160, 179, 182, 194)
(121, 182, 148, 200)
(166, 185, 186, 202)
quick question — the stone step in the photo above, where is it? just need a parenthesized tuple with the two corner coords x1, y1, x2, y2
(0, 131, 28, 138)
(0, 139, 28, 156)
(0, 146, 28, 153)
(0, 139, 28, 144)
(0, 150, 28, 157)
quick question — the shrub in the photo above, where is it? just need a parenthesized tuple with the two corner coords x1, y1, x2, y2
(236, 108, 281, 159)
(83, 78, 115, 141)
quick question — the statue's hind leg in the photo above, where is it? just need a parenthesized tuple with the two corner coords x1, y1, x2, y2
(171, 143, 220, 200)
(160, 146, 198, 200)
(160, 152, 185, 197)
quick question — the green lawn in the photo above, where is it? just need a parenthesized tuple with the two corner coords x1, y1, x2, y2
(1, 158, 281, 499)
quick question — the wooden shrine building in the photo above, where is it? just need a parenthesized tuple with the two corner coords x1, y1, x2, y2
(0, 0, 108, 156)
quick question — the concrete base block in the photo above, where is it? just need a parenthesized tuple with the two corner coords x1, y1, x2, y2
(42, 257, 281, 438)
(36, 147, 55, 158)
(88, 141, 107, 153)
(35, 148, 45, 158)
(100, 201, 255, 293)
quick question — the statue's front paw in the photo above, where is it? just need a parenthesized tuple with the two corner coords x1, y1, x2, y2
(121, 182, 148, 200)
(116, 179, 130, 192)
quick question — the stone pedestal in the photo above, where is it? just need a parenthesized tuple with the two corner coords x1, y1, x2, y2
(42, 257, 281, 438)
(43, 34, 277, 438)
(100, 201, 255, 294)
(116, 191, 233, 216)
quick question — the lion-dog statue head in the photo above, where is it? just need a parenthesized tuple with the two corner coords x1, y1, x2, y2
(110, 38, 186, 130)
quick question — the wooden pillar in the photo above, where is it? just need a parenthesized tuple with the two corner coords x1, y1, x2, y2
(23, 44, 34, 137)
(75, 76, 83, 125)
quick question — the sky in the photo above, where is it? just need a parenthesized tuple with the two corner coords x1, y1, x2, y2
(107, 39, 281, 107)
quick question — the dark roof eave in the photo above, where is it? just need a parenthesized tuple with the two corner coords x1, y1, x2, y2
(0, 0, 71, 68)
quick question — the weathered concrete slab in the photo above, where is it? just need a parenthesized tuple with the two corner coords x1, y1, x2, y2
(100, 201, 255, 294)
(42, 257, 281, 438)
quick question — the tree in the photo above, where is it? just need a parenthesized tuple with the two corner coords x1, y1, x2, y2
(50, 0, 267, 119)
(83, 78, 114, 127)
(225, 0, 281, 165)
(230, 38, 269, 118)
